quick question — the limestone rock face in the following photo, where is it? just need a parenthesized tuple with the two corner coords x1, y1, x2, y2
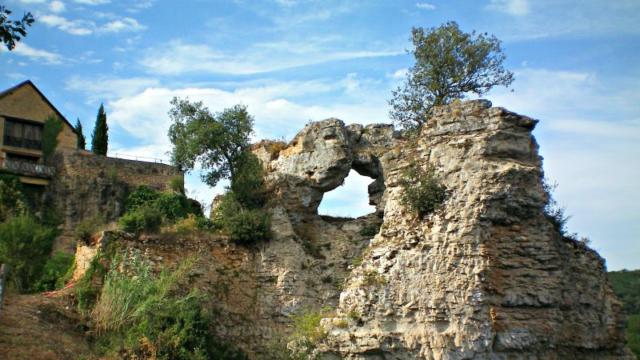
(254, 99, 632, 358)
(75, 100, 632, 359)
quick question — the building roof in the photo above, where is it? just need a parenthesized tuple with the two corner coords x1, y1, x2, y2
(0, 80, 78, 135)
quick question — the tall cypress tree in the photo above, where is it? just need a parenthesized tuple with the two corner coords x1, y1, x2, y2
(91, 104, 108, 155)
(75, 118, 86, 150)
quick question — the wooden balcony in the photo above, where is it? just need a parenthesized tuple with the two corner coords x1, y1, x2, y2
(2, 158, 55, 178)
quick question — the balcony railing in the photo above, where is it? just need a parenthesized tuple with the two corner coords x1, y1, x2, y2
(3, 136, 42, 150)
(2, 159, 55, 178)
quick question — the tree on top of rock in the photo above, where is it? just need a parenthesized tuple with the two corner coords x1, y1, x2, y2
(91, 104, 108, 156)
(168, 98, 254, 188)
(389, 21, 514, 130)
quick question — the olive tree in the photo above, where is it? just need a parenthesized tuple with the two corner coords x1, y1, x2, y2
(390, 21, 514, 130)
(168, 98, 254, 188)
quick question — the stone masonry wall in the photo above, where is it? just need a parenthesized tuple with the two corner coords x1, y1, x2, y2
(49, 149, 182, 251)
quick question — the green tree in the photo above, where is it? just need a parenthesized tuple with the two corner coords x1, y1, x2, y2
(42, 116, 63, 161)
(390, 21, 514, 130)
(168, 98, 253, 187)
(75, 118, 86, 150)
(91, 103, 109, 155)
(0, 173, 28, 221)
(0, 5, 34, 51)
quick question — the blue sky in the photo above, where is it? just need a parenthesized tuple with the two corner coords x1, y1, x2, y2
(1, 0, 638, 270)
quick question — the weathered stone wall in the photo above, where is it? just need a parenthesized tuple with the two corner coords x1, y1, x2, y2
(49, 149, 182, 251)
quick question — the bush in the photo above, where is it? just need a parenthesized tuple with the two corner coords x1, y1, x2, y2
(74, 216, 104, 243)
(169, 175, 185, 194)
(231, 151, 267, 208)
(33, 251, 75, 292)
(399, 166, 447, 217)
(118, 206, 162, 234)
(359, 223, 381, 237)
(212, 193, 271, 245)
(628, 314, 640, 358)
(125, 185, 200, 224)
(126, 185, 161, 212)
(155, 192, 194, 221)
(0, 173, 28, 221)
(90, 251, 247, 359)
(0, 215, 57, 292)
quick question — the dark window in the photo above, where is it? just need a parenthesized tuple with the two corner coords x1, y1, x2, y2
(6, 152, 39, 164)
(3, 118, 43, 150)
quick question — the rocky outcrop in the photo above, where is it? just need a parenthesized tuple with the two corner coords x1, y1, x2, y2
(254, 99, 632, 358)
(69, 100, 633, 359)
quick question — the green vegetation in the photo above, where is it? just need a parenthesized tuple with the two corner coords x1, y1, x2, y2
(359, 222, 381, 237)
(118, 185, 204, 234)
(78, 249, 247, 359)
(33, 251, 75, 292)
(168, 99, 271, 245)
(118, 205, 163, 234)
(42, 116, 63, 160)
(74, 215, 104, 243)
(0, 173, 28, 221)
(211, 192, 271, 245)
(91, 103, 109, 156)
(608, 269, 640, 357)
(390, 21, 513, 130)
(168, 99, 253, 188)
(0, 215, 58, 292)
(0, 5, 34, 51)
(399, 166, 447, 217)
(75, 118, 86, 150)
(169, 174, 185, 194)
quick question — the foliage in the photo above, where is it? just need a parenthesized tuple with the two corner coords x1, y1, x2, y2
(389, 21, 514, 130)
(0, 173, 28, 221)
(211, 193, 271, 245)
(91, 103, 109, 156)
(168, 99, 254, 187)
(126, 185, 161, 212)
(33, 251, 75, 292)
(169, 175, 185, 194)
(74, 215, 104, 243)
(42, 116, 63, 161)
(359, 222, 381, 237)
(628, 314, 640, 357)
(230, 151, 267, 208)
(608, 270, 640, 357)
(0, 215, 57, 292)
(118, 206, 163, 234)
(90, 251, 247, 360)
(155, 192, 196, 221)
(609, 270, 640, 320)
(75, 250, 110, 312)
(75, 118, 86, 150)
(0, 5, 34, 50)
(126, 185, 199, 222)
(399, 166, 447, 217)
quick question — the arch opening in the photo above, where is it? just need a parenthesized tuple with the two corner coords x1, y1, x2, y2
(317, 169, 376, 218)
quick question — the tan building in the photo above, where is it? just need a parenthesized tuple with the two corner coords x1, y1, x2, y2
(0, 80, 78, 187)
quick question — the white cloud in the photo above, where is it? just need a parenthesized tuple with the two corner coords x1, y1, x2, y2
(73, 0, 110, 4)
(38, 13, 145, 35)
(3, 42, 63, 64)
(141, 40, 402, 76)
(318, 170, 376, 217)
(101, 17, 145, 32)
(66, 76, 160, 101)
(49, 0, 66, 13)
(415, 2, 436, 10)
(487, 0, 530, 16)
(39, 14, 93, 35)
